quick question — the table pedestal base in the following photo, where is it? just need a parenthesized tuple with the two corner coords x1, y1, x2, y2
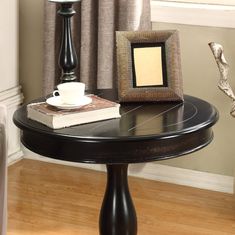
(99, 164, 137, 235)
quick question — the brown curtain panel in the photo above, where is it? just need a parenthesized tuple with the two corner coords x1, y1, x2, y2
(43, 0, 151, 95)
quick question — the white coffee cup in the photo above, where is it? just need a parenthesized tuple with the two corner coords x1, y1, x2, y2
(53, 82, 85, 104)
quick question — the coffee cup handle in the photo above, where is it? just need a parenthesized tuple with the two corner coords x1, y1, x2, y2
(53, 90, 60, 97)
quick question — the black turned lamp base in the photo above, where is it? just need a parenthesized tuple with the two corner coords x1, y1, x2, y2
(49, 0, 80, 84)
(99, 164, 137, 235)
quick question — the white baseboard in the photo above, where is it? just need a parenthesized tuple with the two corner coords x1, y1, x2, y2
(130, 163, 234, 194)
(22, 146, 234, 194)
(8, 150, 24, 166)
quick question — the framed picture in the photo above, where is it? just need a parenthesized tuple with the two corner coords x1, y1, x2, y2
(116, 30, 183, 102)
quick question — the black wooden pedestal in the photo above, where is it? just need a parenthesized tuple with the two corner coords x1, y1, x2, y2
(99, 164, 137, 235)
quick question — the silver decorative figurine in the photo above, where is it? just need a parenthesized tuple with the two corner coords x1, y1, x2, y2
(209, 42, 235, 117)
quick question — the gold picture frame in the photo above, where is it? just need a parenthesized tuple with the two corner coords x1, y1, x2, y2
(116, 30, 183, 102)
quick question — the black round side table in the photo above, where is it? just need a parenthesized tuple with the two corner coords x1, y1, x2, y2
(13, 90, 218, 235)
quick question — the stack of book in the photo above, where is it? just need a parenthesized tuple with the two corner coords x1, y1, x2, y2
(27, 95, 121, 129)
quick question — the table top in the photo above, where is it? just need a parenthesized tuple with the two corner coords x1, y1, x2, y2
(13, 90, 219, 164)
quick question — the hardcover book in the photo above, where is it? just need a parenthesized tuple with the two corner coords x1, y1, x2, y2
(27, 95, 121, 129)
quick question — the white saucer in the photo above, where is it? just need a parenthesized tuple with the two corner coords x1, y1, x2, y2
(46, 96, 92, 110)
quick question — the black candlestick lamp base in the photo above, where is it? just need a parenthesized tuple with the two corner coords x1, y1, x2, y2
(49, 0, 81, 83)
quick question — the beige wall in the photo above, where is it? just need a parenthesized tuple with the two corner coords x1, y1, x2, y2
(19, 0, 44, 102)
(153, 22, 235, 176)
(19, 1, 235, 176)
(0, 0, 18, 92)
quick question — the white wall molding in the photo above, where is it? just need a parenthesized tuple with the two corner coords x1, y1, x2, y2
(0, 86, 24, 164)
(155, 0, 235, 5)
(151, 0, 235, 28)
(23, 146, 234, 194)
(0, 86, 22, 101)
(0, 0, 22, 165)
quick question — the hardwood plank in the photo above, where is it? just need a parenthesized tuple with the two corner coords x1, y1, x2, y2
(8, 159, 235, 235)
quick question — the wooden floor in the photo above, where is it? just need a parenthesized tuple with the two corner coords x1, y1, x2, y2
(8, 159, 235, 235)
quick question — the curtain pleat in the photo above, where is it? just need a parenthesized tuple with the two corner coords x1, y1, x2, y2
(80, 0, 98, 89)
